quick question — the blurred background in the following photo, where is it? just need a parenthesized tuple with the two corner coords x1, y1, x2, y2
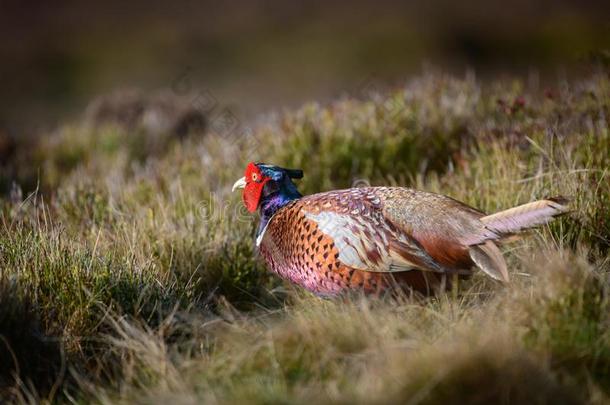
(1, 0, 609, 139)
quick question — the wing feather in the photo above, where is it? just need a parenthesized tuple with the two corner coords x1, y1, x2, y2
(303, 209, 447, 273)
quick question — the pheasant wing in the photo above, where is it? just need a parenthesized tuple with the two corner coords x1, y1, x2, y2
(298, 189, 449, 273)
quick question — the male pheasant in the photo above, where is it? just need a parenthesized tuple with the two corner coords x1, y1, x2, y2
(232, 162, 569, 297)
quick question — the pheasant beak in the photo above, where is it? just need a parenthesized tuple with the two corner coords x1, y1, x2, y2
(232, 176, 247, 192)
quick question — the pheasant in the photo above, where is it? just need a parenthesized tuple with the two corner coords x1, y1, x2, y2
(232, 162, 569, 296)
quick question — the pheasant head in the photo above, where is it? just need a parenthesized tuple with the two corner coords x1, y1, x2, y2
(232, 162, 303, 213)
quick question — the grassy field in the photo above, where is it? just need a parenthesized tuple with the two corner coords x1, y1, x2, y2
(1, 71, 609, 404)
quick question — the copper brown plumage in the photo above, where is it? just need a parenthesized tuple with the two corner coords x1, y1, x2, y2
(232, 162, 570, 297)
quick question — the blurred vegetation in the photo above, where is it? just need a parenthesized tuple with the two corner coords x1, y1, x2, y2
(0, 71, 609, 403)
(1, 0, 610, 138)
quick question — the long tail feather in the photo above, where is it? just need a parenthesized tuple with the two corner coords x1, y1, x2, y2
(481, 196, 570, 236)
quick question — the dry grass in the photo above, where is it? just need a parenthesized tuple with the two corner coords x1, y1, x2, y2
(0, 71, 609, 403)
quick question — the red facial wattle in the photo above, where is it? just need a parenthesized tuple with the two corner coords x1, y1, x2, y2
(242, 162, 270, 212)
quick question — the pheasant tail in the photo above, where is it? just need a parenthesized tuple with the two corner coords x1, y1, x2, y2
(468, 241, 508, 282)
(481, 197, 570, 236)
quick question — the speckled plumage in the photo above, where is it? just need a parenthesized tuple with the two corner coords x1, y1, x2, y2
(257, 187, 455, 296)
(233, 163, 569, 297)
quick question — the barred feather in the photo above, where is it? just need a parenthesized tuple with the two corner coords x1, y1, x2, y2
(480, 197, 570, 236)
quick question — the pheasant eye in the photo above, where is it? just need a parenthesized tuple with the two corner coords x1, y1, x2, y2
(251, 173, 259, 182)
